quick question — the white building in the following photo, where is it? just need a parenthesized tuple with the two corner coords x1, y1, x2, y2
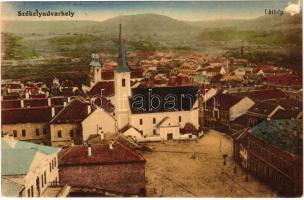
(112, 25, 199, 142)
(1, 135, 70, 197)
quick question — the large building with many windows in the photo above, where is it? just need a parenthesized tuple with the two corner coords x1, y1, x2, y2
(1, 134, 70, 197)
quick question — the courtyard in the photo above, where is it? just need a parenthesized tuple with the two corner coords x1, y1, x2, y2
(142, 130, 277, 197)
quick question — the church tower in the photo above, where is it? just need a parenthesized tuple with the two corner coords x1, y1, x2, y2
(114, 24, 131, 130)
(90, 53, 103, 87)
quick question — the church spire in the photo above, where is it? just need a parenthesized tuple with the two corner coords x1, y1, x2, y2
(116, 24, 130, 73)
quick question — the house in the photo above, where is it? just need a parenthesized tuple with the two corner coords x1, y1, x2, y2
(236, 120, 303, 197)
(50, 98, 92, 147)
(204, 93, 255, 133)
(50, 97, 116, 147)
(1, 106, 62, 144)
(1, 135, 70, 197)
(230, 102, 285, 132)
(59, 141, 146, 196)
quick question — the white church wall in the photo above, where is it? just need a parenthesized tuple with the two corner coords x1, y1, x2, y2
(129, 109, 199, 136)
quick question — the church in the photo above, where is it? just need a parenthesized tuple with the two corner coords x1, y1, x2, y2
(87, 24, 200, 142)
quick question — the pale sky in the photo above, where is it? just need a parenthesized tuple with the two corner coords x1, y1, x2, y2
(1, 1, 297, 21)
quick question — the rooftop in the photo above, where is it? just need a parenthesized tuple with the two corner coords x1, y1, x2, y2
(250, 119, 303, 155)
(1, 137, 60, 176)
(50, 98, 91, 124)
(130, 86, 199, 114)
(59, 142, 145, 166)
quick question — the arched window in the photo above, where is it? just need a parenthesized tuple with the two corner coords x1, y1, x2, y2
(122, 78, 126, 87)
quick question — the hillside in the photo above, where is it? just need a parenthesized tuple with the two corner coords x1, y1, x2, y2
(187, 13, 302, 31)
(77, 14, 200, 37)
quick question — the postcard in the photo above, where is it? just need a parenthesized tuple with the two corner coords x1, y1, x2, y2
(0, 0, 303, 198)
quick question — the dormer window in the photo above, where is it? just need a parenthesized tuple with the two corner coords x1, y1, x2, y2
(122, 78, 126, 87)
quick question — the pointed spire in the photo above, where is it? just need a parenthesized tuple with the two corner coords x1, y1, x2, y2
(116, 24, 130, 73)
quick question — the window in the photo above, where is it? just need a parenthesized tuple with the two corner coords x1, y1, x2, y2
(27, 189, 31, 197)
(69, 130, 74, 138)
(36, 128, 40, 136)
(49, 163, 52, 172)
(140, 119, 143, 125)
(122, 78, 126, 87)
(22, 130, 26, 137)
(31, 185, 34, 197)
(44, 171, 46, 184)
(54, 157, 57, 167)
(179, 116, 182, 123)
(153, 129, 156, 134)
(13, 130, 17, 137)
(41, 174, 44, 187)
(57, 130, 62, 138)
(153, 118, 156, 124)
(52, 160, 54, 169)
(43, 128, 47, 135)
(140, 130, 143, 135)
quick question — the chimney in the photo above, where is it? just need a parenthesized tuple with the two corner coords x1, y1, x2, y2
(87, 105, 91, 114)
(47, 98, 51, 106)
(63, 101, 67, 107)
(51, 107, 56, 117)
(25, 91, 30, 99)
(109, 140, 114, 150)
(98, 127, 104, 140)
(67, 97, 71, 102)
(20, 99, 24, 108)
(88, 144, 92, 156)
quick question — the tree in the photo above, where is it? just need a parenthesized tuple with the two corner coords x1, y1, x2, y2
(181, 123, 198, 134)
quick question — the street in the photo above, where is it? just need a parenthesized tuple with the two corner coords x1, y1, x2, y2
(143, 130, 276, 197)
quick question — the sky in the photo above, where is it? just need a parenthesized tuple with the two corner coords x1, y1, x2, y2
(1, 0, 299, 21)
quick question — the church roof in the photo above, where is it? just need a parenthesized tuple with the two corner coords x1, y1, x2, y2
(90, 53, 102, 68)
(116, 24, 130, 73)
(130, 86, 199, 114)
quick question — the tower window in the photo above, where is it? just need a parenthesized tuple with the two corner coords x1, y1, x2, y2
(122, 78, 126, 87)
(179, 116, 182, 123)
(140, 119, 143, 125)
(153, 118, 156, 124)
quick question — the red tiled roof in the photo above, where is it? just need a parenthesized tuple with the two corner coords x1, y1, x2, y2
(59, 142, 146, 166)
(51, 97, 68, 106)
(50, 98, 91, 124)
(206, 67, 221, 73)
(271, 109, 302, 120)
(264, 75, 302, 85)
(206, 93, 242, 109)
(2, 95, 20, 100)
(1, 100, 21, 109)
(24, 98, 48, 107)
(88, 81, 114, 97)
(5, 84, 22, 89)
(1, 106, 53, 124)
(30, 94, 46, 98)
(254, 64, 275, 73)
(244, 89, 287, 101)
(247, 102, 278, 116)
